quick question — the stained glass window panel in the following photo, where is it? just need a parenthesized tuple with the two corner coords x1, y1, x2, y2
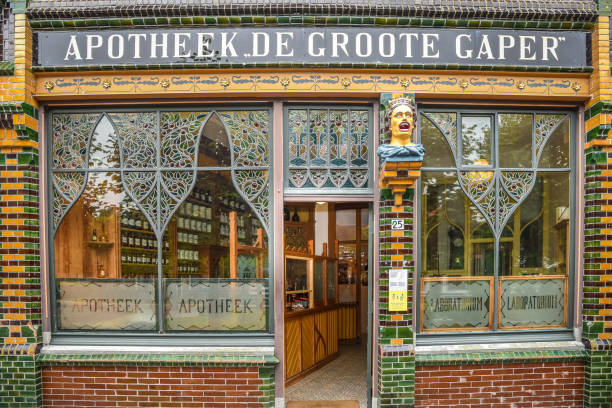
(286, 107, 371, 191)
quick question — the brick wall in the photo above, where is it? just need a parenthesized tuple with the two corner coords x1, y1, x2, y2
(582, 12, 612, 408)
(42, 365, 274, 408)
(415, 361, 585, 408)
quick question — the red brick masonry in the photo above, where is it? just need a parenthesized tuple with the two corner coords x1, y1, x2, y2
(415, 361, 585, 408)
(42, 365, 265, 408)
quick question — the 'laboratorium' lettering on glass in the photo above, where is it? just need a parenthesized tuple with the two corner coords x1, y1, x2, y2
(164, 279, 267, 331)
(499, 278, 565, 328)
(36, 28, 587, 68)
(58, 279, 156, 330)
(422, 279, 491, 330)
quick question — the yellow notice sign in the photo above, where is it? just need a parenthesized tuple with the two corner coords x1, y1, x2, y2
(389, 269, 408, 311)
(389, 290, 408, 311)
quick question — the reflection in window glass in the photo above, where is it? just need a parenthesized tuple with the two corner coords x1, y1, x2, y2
(461, 116, 492, 167)
(498, 114, 532, 168)
(421, 114, 455, 168)
(422, 172, 467, 277)
(539, 116, 570, 168)
(336, 209, 357, 241)
(54, 172, 158, 331)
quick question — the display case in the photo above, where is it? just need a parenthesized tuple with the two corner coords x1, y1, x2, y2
(285, 256, 312, 312)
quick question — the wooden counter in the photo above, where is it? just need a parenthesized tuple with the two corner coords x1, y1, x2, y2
(285, 304, 340, 385)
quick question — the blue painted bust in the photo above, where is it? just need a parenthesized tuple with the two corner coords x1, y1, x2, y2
(377, 98, 425, 163)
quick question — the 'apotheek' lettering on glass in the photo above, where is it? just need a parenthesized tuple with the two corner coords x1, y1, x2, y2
(36, 28, 588, 68)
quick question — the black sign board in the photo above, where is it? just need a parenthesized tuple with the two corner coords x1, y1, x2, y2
(36, 27, 588, 68)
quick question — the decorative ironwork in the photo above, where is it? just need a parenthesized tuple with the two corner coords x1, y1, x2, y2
(459, 170, 494, 203)
(535, 114, 567, 163)
(111, 112, 158, 168)
(286, 107, 371, 190)
(459, 171, 534, 238)
(122, 171, 156, 203)
(501, 171, 535, 202)
(218, 110, 270, 167)
(423, 112, 457, 158)
(160, 111, 209, 168)
(233, 170, 269, 201)
(213, 110, 272, 230)
(52, 113, 100, 169)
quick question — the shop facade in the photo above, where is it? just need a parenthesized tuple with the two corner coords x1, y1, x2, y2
(1, 1, 612, 407)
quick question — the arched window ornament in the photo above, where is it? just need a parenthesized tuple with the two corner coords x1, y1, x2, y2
(51, 113, 101, 230)
(535, 114, 567, 163)
(217, 111, 271, 230)
(52, 109, 272, 238)
(459, 171, 535, 238)
(52, 172, 86, 230)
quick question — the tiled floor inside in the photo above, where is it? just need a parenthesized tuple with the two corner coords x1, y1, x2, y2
(286, 343, 367, 408)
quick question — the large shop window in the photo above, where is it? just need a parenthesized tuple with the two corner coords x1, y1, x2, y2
(50, 109, 271, 335)
(417, 109, 573, 336)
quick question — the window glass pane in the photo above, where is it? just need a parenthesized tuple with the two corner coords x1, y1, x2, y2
(163, 170, 269, 331)
(421, 114, 455, 168)
(88, 115, 120, 168)
(327, 260, 337, 301)
(120, 200, 161, 279)
(461, 116, 492, 167)
(499, 173, 569, 329)
(314, 260, 324, 303)
(498, 114, 532, 168)
(197, 113, 232, 167)
(421, 173, 493, 332)
(539, 116, 570, 168)
(54, 172, 157, 331)
(336, 209, 356, 241)
(360, 209, 369, 241)
(286, 258, 310, 312)
(513, 173, 570, 276)
(422, 172, 466, 277)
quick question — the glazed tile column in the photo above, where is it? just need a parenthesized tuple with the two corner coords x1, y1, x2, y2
(376, 93, 420, 408)
(583, 8, 612, 407)
(0, 1, 42, 407)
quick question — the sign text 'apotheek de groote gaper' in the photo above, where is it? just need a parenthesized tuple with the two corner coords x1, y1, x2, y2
(36, 27, 588, 68)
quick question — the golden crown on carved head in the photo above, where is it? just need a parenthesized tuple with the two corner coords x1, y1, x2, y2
(388, 97, 415, 113)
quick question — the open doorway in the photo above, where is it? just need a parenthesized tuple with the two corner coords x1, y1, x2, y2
(284, 202, 371, 408)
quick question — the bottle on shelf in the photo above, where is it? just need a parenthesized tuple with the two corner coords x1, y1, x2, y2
(91, 229, 98, 242)
(292, 208, 300, 222)
(96, 263, 106, 278)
